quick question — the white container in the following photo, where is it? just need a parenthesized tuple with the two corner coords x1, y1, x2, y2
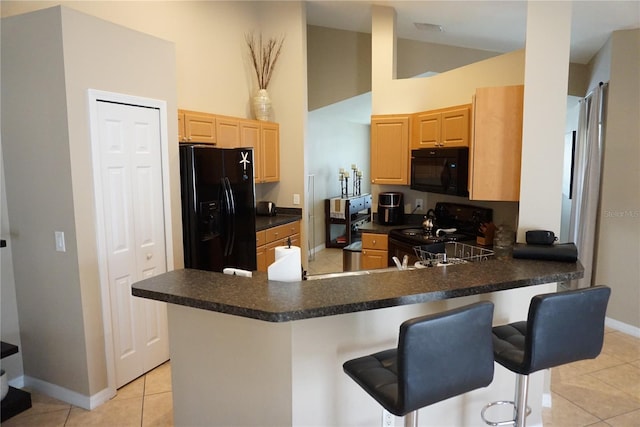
(1, 369, 8, 400)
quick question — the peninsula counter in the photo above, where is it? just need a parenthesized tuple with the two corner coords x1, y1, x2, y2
(133, 258, 583, 426)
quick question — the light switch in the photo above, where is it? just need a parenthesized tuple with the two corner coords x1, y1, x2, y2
(55, 231, 66, 252)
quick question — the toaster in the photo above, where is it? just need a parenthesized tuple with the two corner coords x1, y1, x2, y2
(256, 201, 277, 216)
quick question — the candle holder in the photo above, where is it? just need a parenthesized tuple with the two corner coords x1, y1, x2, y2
(351, 165, 358, 196)
(355, 171, 362, 196)
(339, 169, 349, 198)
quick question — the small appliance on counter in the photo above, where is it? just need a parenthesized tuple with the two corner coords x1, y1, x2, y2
(256, 201, 277, 216)
(377, 192, 404, 225)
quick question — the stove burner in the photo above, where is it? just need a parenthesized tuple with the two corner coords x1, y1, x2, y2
(401, 228, 426, 236)
(391, 228, 474, 245)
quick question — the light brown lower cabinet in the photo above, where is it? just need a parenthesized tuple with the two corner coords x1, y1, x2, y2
(361, 233, 388, 270)
(256, 221, 301, 272)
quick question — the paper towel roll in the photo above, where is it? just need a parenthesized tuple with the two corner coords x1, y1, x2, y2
(268, 245, 302, 282)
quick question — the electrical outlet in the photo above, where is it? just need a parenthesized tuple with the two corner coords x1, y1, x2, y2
(415, 198, 424, 211)
(293, 193, 301, 205)
(382, 409, 394, 427)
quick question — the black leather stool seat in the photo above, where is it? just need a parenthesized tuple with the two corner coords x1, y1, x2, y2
(343, 302, 495, 418)
(492, 285, 611, 376)
(482, 285, 611, 427)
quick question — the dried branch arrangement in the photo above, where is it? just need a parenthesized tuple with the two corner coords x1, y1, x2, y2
(245, 32, 285, 90)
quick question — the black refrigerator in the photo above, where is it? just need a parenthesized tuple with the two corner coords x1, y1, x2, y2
(179, 144, 257, 272)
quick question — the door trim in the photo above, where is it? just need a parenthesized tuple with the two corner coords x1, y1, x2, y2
(88, 89, 174, 398)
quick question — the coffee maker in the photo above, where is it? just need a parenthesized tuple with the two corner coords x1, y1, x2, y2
(377, 192, 404, 225)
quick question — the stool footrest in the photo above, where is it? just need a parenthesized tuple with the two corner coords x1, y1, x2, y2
(481, 400, 531, 427)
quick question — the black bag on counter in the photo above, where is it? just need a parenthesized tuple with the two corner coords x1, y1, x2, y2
(512, 242, 578, 262)
(525, 230, 557, 245)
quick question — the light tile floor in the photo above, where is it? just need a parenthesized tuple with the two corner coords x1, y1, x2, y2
(4, 248, 639, 426)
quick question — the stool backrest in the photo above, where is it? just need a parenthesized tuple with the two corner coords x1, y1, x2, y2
(526, 285, 611, 373)
(397, 301, 495, 413)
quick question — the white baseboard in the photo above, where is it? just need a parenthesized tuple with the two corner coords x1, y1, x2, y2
(542, 392, 553, 408)
(308, 243, 328, 257)
(22, 375, 115, 410)
(605, 317, 640, 338)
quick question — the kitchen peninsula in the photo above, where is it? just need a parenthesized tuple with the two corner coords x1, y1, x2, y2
(132, 259, 583, 426)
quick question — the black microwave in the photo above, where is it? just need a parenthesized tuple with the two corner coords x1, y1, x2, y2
(410, 148, 469, 196)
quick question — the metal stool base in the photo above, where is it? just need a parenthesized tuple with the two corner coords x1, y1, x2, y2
(481, 374, 531, 427)
(481, 400, 532, 426)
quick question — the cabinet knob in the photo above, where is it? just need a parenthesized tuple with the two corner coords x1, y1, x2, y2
(372, 240, 376, 245)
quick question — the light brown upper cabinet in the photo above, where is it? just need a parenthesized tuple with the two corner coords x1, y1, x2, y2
(240, 120, 280, 183)
(469, 85, 524, 201)
(260, 122, 280, 183)
(178, 110, 216, 144)
(412, 105, 470, 149)
(370, 115, 410, 185)
(178, 109, 280, 183)
(216, 115, 241, 148)
(178, 112, 185, 142)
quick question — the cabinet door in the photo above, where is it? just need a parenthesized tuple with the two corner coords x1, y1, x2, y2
(469, 85, 524, 201)
(265, 240, 280, 267)
(441, 106, 470, 147)
(240, 120, 261, 182)
(261, 122, 280, 183)
(412, 111, 440, 149)
(371, 115, 409, 185)
(184, 112, 216, 144)
(362, 233, 388, 250)
(178, 112, 185, 142)
(216, 116, 240, 148)
(362, 249, 388, 270)
(256, 245, 267, 272)
(289, 233, 301, 248)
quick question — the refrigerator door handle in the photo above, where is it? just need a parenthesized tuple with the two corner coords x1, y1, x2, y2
(224, 176, 236, 255)
(221, 178, 232, 256)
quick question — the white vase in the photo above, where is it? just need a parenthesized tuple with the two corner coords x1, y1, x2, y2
(253, 89, 272, 121)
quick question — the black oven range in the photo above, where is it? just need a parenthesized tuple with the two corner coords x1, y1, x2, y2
(388, 202, 493, 266)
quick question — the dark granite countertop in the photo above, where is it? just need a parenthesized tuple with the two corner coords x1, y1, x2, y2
(132, 258, 584, 323)
(255, 208, 302, 231)
(358, 222, 406, 234)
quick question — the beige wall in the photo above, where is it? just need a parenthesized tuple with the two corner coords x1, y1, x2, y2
(2, 7, 89, 394)
(1, 1, 308, 217)
(307, 25, 371, 111)
(517, 1, 571, 239)
(2, 5, 178, 401)
(371, 6, 526, 115)
(595, 29, 640, 329)
(1, 1, 308, 403)
(396, 38, 501, 79)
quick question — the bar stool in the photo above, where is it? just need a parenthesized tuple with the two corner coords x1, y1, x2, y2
(343, 301, 495, 427)
(481, 285, 611, 427)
